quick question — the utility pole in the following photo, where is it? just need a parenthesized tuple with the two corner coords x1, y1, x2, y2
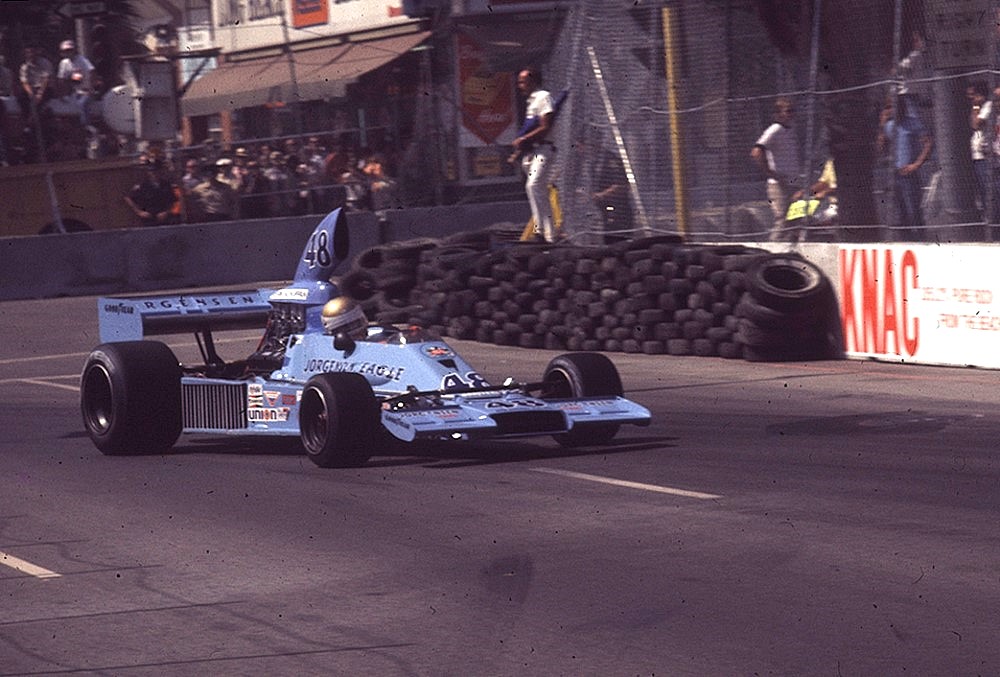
(279, 7, 304, 137)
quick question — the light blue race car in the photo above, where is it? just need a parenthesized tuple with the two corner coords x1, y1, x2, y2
(81, 209, 651, 467)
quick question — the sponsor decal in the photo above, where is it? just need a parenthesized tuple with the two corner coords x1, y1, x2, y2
(248, 407, 290, 422)
(264, 391, 280, 406)
(270, 288, 310, 302)
(247, 383, 264, 407)
(102, 302, 135, 315)
(485, 399, 546, 409)
(840, 248, 919, 356)
(840, 244, 1000, 368)
(141, 294, 261, 311)
(423, 344, 453, 358)
(441, 371, 489, 391)
(281, 393, 298, 406)
(391, 409, 462, 419)
(304, 359, 405, 381)
(550, 400, 615, 410)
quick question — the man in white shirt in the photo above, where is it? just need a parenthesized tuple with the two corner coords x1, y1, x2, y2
(751, 97, 801, 241)
(56, 40, 93, 124)
(512, 68, 557, 243)
(967, 80, 992, 219)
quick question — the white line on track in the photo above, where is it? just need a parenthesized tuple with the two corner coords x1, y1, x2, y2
(0, 551, 61, 579)
(5, 377, 80, 392)
(0, 351, 90, 366)
(532, 467, 722, 500)
(0, 336, 254, 366)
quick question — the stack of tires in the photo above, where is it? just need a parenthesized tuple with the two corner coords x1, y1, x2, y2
(734, 254, 843, 361)
(338, 226, 842, 362)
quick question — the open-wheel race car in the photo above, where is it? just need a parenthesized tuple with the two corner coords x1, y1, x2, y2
(80, 209, 651, 467)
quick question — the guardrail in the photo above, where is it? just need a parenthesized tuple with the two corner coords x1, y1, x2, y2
(0, 202, 530, 302)
(4, 204, 998, 371)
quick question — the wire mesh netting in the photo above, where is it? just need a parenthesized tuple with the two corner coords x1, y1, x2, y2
(543, 0, 1000, 245)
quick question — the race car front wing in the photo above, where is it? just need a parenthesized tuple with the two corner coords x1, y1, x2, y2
(381, 393, 651, 442)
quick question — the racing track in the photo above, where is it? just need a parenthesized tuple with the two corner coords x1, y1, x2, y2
(1, 291, 998, 675)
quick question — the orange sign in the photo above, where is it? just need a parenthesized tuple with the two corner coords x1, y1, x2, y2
(292, 0, 328, 28)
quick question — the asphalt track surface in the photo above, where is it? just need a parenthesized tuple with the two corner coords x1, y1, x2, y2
(1, 291, 998, 676)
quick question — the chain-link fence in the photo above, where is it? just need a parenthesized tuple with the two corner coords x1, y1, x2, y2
(544, 0, 1000, 245)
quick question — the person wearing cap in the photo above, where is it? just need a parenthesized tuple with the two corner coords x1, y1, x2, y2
(56, 40, 93, 97)
(230, 147, 250, 191)
(188, 158, 239, 222)
(124, 157, 179, 226)
(56, 39, 94, 126)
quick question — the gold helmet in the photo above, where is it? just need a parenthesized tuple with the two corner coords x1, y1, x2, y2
(321, 297, 368, 338)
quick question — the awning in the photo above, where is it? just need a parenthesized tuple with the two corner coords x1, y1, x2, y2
(456, 18, 561, 72)
(181, 31, 430, 118)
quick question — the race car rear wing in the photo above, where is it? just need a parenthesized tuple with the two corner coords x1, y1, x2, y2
(97, 290, 274, 343)
(97, 208, 350, 343)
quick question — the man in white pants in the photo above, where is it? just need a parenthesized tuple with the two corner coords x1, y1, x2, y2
(513, 68, 557, 243)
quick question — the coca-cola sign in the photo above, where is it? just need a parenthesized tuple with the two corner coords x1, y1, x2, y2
(457, 32, 514, 144)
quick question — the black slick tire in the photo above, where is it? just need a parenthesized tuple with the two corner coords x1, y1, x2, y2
(300, 373, 379, 468)
(80, 341, 182, 455)
(542, 352, 623, 447)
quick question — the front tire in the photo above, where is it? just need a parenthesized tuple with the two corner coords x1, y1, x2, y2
(300, 373, 379, 468)
(542, 352, 623, 447)
(80, 341, 182, 455)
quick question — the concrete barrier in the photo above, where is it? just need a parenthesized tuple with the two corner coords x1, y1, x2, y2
(0, 202, 531, 301)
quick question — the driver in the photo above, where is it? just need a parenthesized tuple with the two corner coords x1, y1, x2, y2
(321, 297, 369, 339)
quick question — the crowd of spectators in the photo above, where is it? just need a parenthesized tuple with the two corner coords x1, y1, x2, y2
(126, 135, 404, 226)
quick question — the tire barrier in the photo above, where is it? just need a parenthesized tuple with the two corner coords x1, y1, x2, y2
(339, 226, 844, 362)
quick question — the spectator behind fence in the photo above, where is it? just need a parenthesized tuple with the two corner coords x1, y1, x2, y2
(264, 150, 292, 214)
(238, 160, 271, 219)
(188, 158, 239, 222)
(55, 40, 93, 125)
(18, 46, 54, 161)
(124, 157, 180, 227)
(342, 149, 370, 211)
(0, 55, 14, 165)
(180, 157, 202, 192)
(591, 148, 633, 240)
(991, 85, 1000, 226)
(751, 97, 801, 242)
(967, 80, 992, 219)
(512, 67, 558, 243)
(230, 146, 251, 191)
(322, 144, 354, 211)
(364, 153, 402, 212)
(878, 94, 933, 241)
(18, 46, 54, 117)
(292, 162, 314, 215)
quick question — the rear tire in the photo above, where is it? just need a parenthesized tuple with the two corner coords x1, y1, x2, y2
(542, 352, 623, 447)
(300, 373, 379, 468)
(80, 341, 182, 455)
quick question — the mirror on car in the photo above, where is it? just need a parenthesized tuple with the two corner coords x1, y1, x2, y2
(333, 332, 356, 354)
